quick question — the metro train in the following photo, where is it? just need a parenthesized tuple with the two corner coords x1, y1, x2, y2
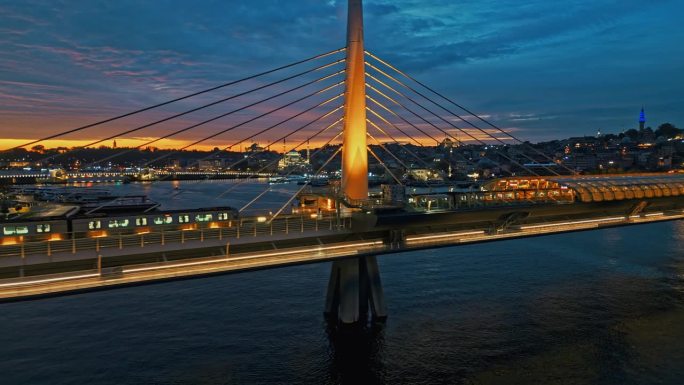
(1, 206, 239, 244)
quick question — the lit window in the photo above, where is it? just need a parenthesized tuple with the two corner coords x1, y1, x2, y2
(88, 221, 102, 230)
(136, 217, 148, 226)
(3, 226, 15, 235)
(153, 216, 173, 225)
(218, 212, 230, 221)
(36, 224, 51, 233)
(178, 215, 190, 223)
(108, 219, 130, 228)
(195, 214, 213, 222)
(15, 226, 29, 235)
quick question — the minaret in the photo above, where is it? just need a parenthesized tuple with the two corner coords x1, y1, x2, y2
(306, 140, 310, 163)
(639, 107, 646, 130)
(341, 0, 368, 200)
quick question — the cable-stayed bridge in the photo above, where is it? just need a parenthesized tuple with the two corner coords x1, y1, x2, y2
(2, 0, 684, 326)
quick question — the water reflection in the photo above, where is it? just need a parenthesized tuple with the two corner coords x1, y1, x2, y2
(107, 179, 300, 211)
(326, 321, 386, 385)
(673, 221, 684, 242)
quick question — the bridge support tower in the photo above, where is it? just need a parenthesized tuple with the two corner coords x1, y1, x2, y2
(325, 256, 387, 324)
(325, 0, 386, 325)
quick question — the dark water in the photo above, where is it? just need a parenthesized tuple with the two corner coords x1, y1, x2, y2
(2, 181, 684, 384)
(107, 179, 303, 212)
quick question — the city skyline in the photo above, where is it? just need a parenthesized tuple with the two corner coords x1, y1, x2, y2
(1, 0, 682, 150)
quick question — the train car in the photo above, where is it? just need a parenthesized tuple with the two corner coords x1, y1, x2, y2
(70, 206, 239, 238)
(0, 218, 69, 245)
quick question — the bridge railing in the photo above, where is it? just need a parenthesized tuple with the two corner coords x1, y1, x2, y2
(0, 237, 388, 296)
(0, 214, 352, 259)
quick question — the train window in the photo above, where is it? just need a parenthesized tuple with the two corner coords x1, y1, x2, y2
(153, 216, 173, 225)
(88, 221, 102, 230)
(108, 219, 130, 228)
(195, 214, 213, 222)
(178, 215, 190, 223)
(2, 226, 25, 235)
(36, 224, 51, 233)
(218, 212, 230, 220)
(136, 218, 148, 226)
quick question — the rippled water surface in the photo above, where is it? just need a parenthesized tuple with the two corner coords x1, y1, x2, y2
(1, 181, 683, 384)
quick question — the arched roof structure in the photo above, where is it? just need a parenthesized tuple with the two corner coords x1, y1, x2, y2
(484, 173, 684, 203)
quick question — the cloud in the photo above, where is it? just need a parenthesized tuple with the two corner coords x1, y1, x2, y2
(0, 0, 682, 147)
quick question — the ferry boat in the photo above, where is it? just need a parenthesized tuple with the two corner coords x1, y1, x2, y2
(35, 169, 68, 184)
(268, 175, 307, 184)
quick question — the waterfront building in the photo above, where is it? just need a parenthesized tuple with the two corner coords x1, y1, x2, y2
(277, 150, 309, 171)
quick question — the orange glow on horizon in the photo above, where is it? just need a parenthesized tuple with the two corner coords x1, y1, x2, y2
(0, 135, 504, 156)
(0, 138, 348, 153)
(0, 138, 212, 151)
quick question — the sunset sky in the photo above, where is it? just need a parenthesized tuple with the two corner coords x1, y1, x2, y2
(1, 0, 683, 150)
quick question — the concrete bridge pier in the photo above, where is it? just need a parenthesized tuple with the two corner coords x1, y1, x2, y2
(325, 256, 387, 325)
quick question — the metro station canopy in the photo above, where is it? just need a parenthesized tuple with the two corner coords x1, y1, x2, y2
(484, 173, 684, 203)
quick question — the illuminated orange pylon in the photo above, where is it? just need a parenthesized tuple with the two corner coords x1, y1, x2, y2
(341, 0, 368, 200)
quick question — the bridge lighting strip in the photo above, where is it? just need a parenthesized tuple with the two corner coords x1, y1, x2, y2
(644, 212, 664, 217)
(519, 216, 626, 230)
(406, 231, 485, 242)
(0, 273, 100, 288)
(123, 241, 385, 273)
(0, 241, 385, 289)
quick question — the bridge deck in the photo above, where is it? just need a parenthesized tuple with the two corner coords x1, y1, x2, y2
(1, 209, 682, 301)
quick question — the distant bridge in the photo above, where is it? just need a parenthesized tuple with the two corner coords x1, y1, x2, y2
(0, 170, 275, 184)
